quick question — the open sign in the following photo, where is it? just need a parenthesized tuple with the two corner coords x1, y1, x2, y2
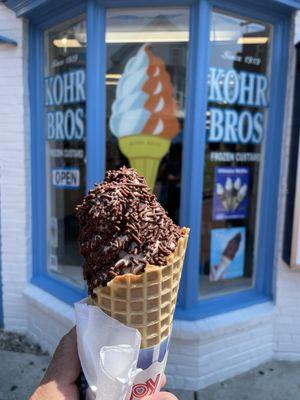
(52, 167, 80, 189)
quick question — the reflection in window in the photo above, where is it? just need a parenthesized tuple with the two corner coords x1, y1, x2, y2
(105, 8, 189, 224)
(199, 10, 272, 298)
(44, 17, 86, 288)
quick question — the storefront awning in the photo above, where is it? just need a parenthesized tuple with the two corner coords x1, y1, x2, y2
(2, 0, 300, 19)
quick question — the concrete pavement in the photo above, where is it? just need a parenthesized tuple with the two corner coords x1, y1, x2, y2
(0, 350, 50, 400)
(0, 350, 300, 400)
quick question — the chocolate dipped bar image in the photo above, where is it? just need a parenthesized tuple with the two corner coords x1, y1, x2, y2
(210, 232, 242, 282)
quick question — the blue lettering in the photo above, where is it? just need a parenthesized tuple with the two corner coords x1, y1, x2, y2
(255, 75, 268, 107)
(209, 67, 224, 103)
(224, 110, 238, 143)
(208, 108, 224, 142)
(224, 70, 239, 105)
(238, 111, 253, 144)
(252, 112, 264, 144)
(239, 72, 255, 105)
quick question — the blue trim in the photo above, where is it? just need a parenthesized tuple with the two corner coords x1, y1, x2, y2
(0, 35, 17, 46)
(3, 0, 49, 17)
(175, 291, 271, 320)
(3, 0, 299, 18)
(34, 1, 86, 30)
(178, 0, 212, 309)
(29, 22, 47, 291)
(86, 0, 106, 189)
(274, 0, 300, 8)
(210, 0, 291, 21)
(29, 13, 87, 306)
(97, 0, 196, 6)
(255, 11, 290, 297)
(32, 275, 85, 304)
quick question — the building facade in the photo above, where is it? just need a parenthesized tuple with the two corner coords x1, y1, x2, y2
(1, 0, 300, 391)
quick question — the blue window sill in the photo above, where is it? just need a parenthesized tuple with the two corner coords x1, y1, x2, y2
(31, 275, 86, 306)
(175, 289, 272, 320)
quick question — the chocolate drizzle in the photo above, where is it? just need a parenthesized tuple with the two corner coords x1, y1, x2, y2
(76, 167, 183, 295)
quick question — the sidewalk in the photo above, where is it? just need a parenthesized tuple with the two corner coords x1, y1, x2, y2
(172, 360, 300, 399)
(0, 330, 300, 399)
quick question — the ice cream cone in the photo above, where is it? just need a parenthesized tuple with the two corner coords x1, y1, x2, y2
(118, 135, 171, 189)
(93, 227, 189, 348)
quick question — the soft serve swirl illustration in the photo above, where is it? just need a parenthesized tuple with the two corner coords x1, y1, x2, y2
(110, 44, 180, 189)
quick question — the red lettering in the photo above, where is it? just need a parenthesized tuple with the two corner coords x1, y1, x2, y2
(130, 374, 161, 400)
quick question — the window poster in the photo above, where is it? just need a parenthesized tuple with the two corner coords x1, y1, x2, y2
(210, 227, 246, 281)
(106, 8, 189, 224)
(199, 9, 272, 298)
(213, 167, 249, 220)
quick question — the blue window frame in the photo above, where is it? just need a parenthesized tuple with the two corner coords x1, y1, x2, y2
(26, 0, 293, 317)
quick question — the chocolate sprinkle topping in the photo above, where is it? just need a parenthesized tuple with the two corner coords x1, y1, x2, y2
(75, 166, 183, 295)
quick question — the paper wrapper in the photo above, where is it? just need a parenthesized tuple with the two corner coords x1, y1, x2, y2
(118, 135, 171, 189)
(75, 300, 171, 400)
(76, 228, 189, 399)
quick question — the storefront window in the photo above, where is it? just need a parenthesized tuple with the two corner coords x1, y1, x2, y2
(105, 8, 189, 223)
(44, 17, 86, 288)
(199, 10, 272, 298)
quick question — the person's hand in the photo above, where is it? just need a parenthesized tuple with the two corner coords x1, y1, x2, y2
(30, 327, 81, 400)
(30, 327, 178, 400)
(144, 374, 178, 399)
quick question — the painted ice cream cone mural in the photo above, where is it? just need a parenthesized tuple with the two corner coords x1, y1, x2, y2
(210, 233, 242, 281)
(109, 44, 180, 189)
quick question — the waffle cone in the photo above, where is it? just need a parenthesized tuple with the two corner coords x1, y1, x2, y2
(93, 227, 189, 348)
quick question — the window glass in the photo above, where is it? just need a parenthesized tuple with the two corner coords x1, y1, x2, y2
(44, 17, 86, 288)
(199, 10, 272, 298)
(105, 8, 189, 223)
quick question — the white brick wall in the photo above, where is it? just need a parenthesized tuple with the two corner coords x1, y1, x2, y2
(0, 4, 30, 333)
(24, 285, 74, 353)
(1, 3, 300, 393)
(166, 303, 275, 390)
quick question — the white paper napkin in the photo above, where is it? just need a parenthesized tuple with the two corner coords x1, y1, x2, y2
(75, 299, 142, 400)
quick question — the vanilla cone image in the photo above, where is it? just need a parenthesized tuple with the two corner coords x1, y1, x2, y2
(216, 183, 228, 211)
(76, 167, 189, 348)
(109, 45, 180, 189)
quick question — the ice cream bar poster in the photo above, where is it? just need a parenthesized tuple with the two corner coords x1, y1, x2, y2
(210, 227, 246, 281)
(213, 167, 249, 221)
